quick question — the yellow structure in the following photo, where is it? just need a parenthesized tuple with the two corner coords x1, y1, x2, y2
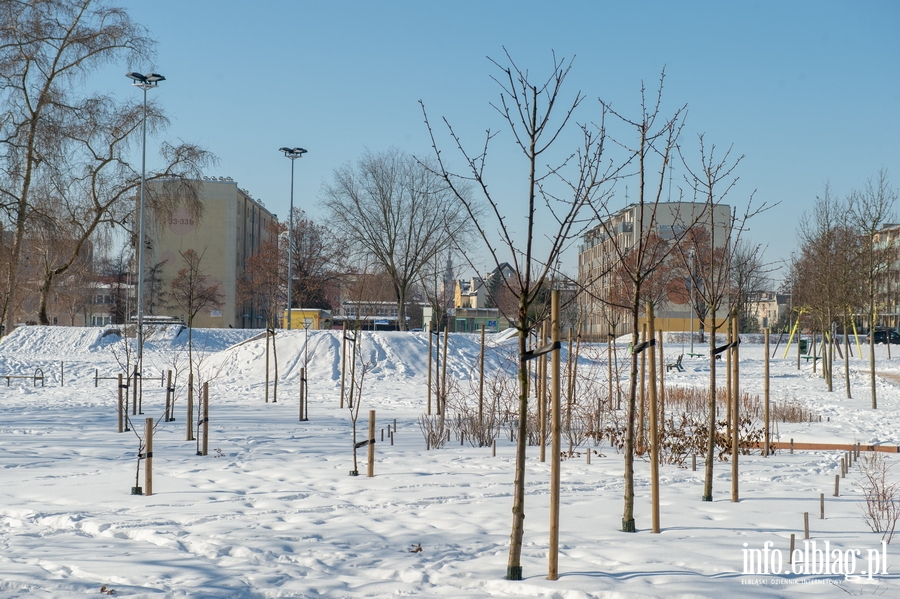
(283, 309, 332, 330)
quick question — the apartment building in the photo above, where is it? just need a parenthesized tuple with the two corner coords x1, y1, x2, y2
(145, 178, 277, 328)
(577, 202, 732, 338)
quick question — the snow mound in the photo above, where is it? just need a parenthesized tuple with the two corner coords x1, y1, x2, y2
(0, 325, 115, 355)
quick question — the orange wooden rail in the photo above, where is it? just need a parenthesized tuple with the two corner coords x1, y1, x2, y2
(752, 441, 899, 453)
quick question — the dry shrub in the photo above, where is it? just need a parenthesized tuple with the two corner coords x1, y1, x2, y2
(599, 384, 769, 466)
(857, 452, 900, 543)
(664, 386, 821, 424)
(417, 414, 449, 449)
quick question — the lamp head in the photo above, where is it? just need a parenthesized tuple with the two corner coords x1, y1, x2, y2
(127, 72, 165, 89)
(280, 147, 308, 160)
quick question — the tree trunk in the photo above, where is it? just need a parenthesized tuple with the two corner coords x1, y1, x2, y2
(38, 269, 54, 325)
(844, 312, 852, 399)
(731, 307, 739, 503)
(506, 306, 529, 580)
(622, 297, 640, 532)
(272, 327, 278, 402)
(395, 283, 408, 331)
(703, 310, 718, 502)
(265, 329, 270, 403)
(869, 311, 877, 409)
(3, 115, 40, 337)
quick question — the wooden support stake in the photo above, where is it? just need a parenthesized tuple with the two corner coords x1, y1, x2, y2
(804, 512, 809, 539)
(789, 534, 795, 564)
(731, 308, 739, 503)
(841, 456, 846, 478)
(60, 361, 64, 387)
(132, 369, 138, 415)
(647, 302, 661, 531)
(692, 454, 697, 472)
(299, 367, 306, 421)
(790, 438, 794, 454)
(638, 323, 647, 454)
(820, 493, 825, 519)
(265, 328, 270, 403)
(201, 381, 209, 456)
(479, 325, 485, 427)
(657, 329, 665, 438)
(540, 321, 548, 464)
(117, 373, 124, 433)
(492, 439, 496, 457)
(186, 372, 194, 441)
(367, 410, 376, 477)
(340, 334, 347, 409)
(586, 450, 591, 465)
(426, 328, 432, 415)
(726, 317, 732, 436)
(764, 328, 770, 457)
(548, 290, 562, 580)
(144, 417, 153, 496)
(441, 325, 449, 416)
(390, 429, 394, 446)
(165, 370, 172, 422)
(834, 474, 840, 497)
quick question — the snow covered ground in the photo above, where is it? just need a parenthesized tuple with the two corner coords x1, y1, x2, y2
(2, 325, 900, 597)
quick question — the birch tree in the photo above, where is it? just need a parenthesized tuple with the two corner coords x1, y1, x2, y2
(0, 0, 151, 333)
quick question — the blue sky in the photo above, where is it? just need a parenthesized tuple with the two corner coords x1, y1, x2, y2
(100, 1, 899, 283)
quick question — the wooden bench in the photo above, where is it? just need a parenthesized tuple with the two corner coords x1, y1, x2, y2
(666, 354, 685, 372)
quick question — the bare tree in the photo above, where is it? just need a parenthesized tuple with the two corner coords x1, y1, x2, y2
(422, 49, 612, 580)
(168, 248, 224, 389)
(678, 135, 769, 502)
(795, 187, 865, 396)
(0, 0, 153, 334)
(322, 148, 471, 330)
(288, 208, 347, 310)
(97, 247, 132, 325)
(239, 222, 286, 329)
(238, 221, 285, 402)
(418, 252, 455, 331)
(587, 72, 697, 532)
(729, 239, 772, 333)
(848, 170, 897, 409)
(30, 93, 210, 325)
(59, 272, 95, 326)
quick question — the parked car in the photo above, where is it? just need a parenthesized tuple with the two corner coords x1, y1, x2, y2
(867, 330, 900, 344)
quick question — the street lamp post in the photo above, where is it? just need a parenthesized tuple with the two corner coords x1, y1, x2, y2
(127, 71, 165, 396)
(279, 147, 307, 330)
